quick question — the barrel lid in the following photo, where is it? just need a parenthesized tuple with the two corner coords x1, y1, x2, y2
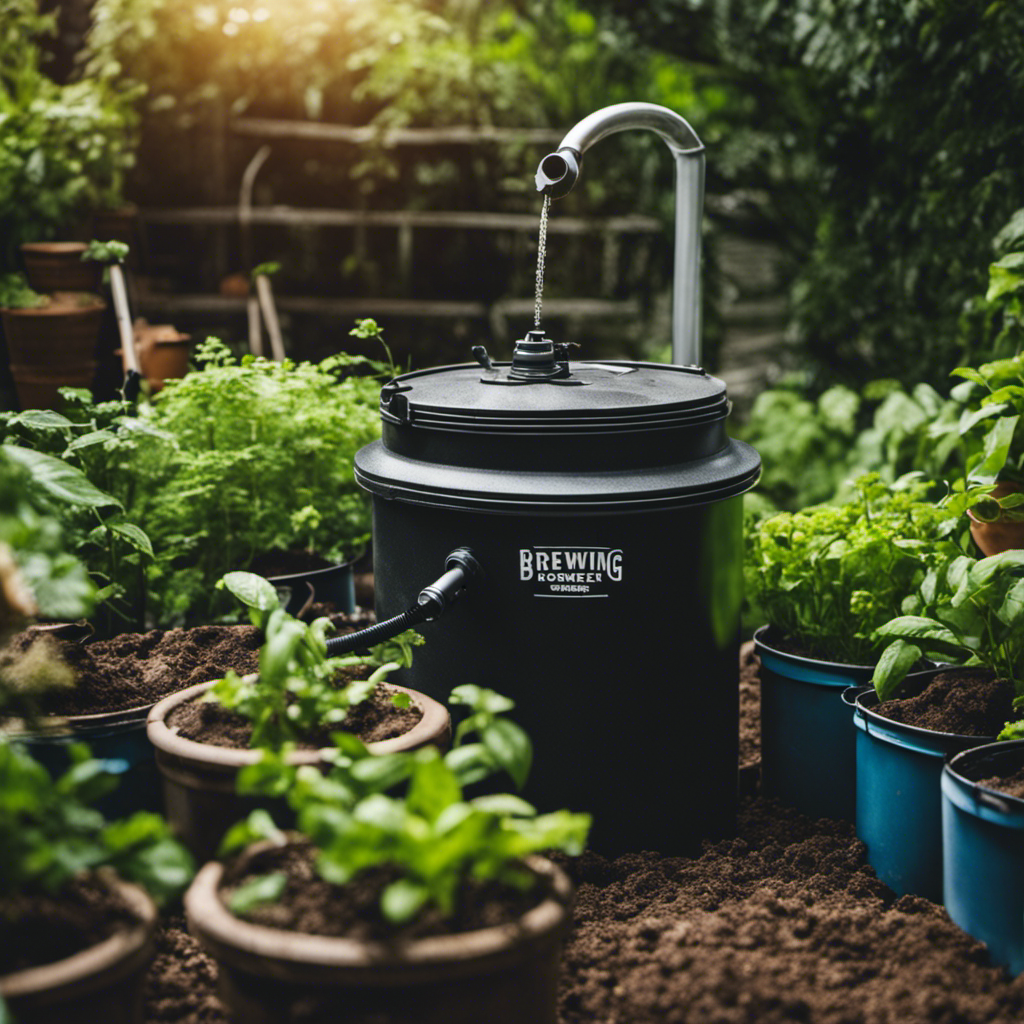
(380, 360, 727, 432)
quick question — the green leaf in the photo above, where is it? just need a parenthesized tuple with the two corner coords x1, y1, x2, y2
(218, 809, 287, 856)
(218, 571, 280, 613)
(482, 719, 532, 791)
(3, 445, 122, 508)
(407, 751, 461, 824)
(968, 550, 1024, 589)
(987, 253, 1024, 302)
(228, 872, 287, 916)
(108, 521, 154, 558)
(471, 793, 537, 817)
(67, 429, 117, 452)
(874, 616, 967, 656)
(380, 878, 430, 923)
(871, 639, 923, 702)
(974, 414, 1019, 484)
(13, 410, 75, 431)
(450, 685, 515, 715)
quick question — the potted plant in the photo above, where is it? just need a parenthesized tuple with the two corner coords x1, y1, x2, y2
(184, 684, 589, 1024)
(0, 274, 104, 411)
(854, 548, 1024, 899)
(135, 328, 389, 624)
(0, 738, 193, 1024)
(746, 473, 959, 821)
(148, 572, 449, 861)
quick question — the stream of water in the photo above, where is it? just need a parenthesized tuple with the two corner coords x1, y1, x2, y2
(534, 195, 551, 330)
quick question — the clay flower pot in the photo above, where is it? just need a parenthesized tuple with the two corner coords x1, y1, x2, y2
(0, 873, 157, 1024)
(120, 320, 191, 393)
(1, 293, 104, 410)
(147, 682, 451, 862)
(969, 481, 1024, 557)
(20, 242, 102, 295)
(185, 853, 572, 1024)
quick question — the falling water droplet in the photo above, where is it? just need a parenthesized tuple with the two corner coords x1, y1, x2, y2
(534, 195, 551, 330)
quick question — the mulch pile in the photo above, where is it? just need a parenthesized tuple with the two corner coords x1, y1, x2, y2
(143, 645, 1024, 1024)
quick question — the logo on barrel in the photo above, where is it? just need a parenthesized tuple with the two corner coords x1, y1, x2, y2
(519, 547, 623, 598)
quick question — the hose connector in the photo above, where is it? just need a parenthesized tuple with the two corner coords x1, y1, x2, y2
(535, 148, 580, 199)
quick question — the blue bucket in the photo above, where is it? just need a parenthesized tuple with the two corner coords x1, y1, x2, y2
(943, 739, 1024, 974)
(754, 626, 873, 822)
(8, 703, 162, 820)
(853, 670, 995, 901)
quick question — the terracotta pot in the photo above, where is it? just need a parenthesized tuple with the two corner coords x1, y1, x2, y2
(185, 853, 571, 1024)
(969, 481, 1024, 557)
(1, 295, 104, 410)
(147, 682, 451, 863)
(20, 243, 102, 295)
(0, 872, 157, 1024)
(122, 321, 191, 392)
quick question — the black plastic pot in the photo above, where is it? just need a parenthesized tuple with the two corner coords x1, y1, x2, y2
(255, 554, 359, 617)
(354, 356, 760, 854)
(852, 669, 997, 901)
(943, 739, 1024, 974)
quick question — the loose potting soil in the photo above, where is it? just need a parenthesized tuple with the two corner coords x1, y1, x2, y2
(142, 650, 1024, 1024)
(0, 625, 261, 717)
(167, 681, 423, 749)
(1, 874, 137, 975)
(977, 766, 1024, 800)
(219, 841, 542, 942)
(873, 670, 1014, 736)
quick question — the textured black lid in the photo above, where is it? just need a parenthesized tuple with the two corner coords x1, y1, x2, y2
(354, 359, 761, 514)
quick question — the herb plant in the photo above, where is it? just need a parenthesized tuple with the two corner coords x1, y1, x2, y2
(82, 239, 130, 265)
(135, 336, 386, 623)
(746, 474, 961, 664)
(221, 684, 590, 924)
(205, 571, 420, 749)
(0, 273, 46, 310)
(0, 739, 192, 905)
(871, 549, 1024, 707)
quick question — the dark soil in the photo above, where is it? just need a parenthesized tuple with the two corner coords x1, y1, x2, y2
(247, 549, 335, 577)
(759, 626, 862, 664)
(739, 639, 760, 771)
(166, 682, 423, 749)
(219, 841, 543, 943)
(978, 766, 1024, 801)
(0, 873, 136, 975)
(0, 626, 261, 717)
(142, 648, 1024, 1024)
(874, 670, 1014, 736)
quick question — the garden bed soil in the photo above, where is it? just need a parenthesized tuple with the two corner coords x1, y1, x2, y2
(0, 626, 261, 717)
(220, 841, 542, 943)
(874, 670, 1014, 736)
(165, 681, 423, 750)
(142, 649, 1024, 1024)
(1, 874, 136, 975)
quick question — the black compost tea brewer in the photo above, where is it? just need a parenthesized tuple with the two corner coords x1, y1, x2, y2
(328, 103, 761, 853)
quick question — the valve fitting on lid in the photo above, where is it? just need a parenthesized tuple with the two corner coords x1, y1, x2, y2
(509, 329, 570, 382)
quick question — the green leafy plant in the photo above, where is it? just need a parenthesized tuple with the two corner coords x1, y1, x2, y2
(135, 337, 385, 624)
(0, 273, 46, 310)
(205, 571, 421, 750)
(220, 684, 589, 924)
(746, 474, 962, 664)
(870, 550, 1024, 713)
(0, 739, 192, 904)
(250, 261, 281, 281)
(83, 239, 130, 265)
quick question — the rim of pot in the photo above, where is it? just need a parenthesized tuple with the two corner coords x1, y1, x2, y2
(1, 697, 160, 739)
(753, 624, 876, 672)
(253, 544, 368, 585)
(1, 296, 106, 317)
(20, 242, 90, 254)
(945, 738, 1024, 807)
(185, 851, 571, 974)
(854, 666, 1001, 743)
(0, 872, 156, 1000)
(147, 680, 450, 768)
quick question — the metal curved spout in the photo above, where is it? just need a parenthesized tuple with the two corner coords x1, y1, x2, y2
(535, 102, 705, 367)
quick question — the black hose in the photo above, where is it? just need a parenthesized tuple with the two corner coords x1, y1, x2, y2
(325, 604, 431, 655)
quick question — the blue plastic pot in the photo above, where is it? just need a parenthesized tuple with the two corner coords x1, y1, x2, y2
(6, 703, 162, 820)
(262, 555, 358, 617)
(853, 669, 995, 901)
(754, 626, 873, 822)
(943, 740, 1024, 975)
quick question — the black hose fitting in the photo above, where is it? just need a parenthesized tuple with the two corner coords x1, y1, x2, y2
(324, 547, 482, 656)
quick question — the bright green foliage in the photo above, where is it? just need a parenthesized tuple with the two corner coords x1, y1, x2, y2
(0, 273, 45, 309)
(0, 0, 140, 269)
(250, 262, 280, 281)
(0, 740, 193, 903)
(221, 685, 590, 925)
(135, 339, 385, 624)
(0, 392, 166, 633)
(205, 571, 419, 750)
(872, 550, 1024, 706)
(746, 475, 961, 664)
(83, 239, 130, 265)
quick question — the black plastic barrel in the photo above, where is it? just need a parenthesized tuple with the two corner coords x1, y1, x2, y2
(354, 357, 760, 853)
